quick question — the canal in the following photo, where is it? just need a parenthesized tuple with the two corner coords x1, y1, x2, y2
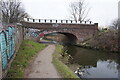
(43, 33, 120, 79)
(63, 45, 120, 79)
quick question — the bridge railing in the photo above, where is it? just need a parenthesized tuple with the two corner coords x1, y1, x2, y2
(24, 18, 93, 24)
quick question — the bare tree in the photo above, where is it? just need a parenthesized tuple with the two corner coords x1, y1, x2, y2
(110, 19, 120, 30)
(0, 0, 28, 23)
(69, 0, 90, 22)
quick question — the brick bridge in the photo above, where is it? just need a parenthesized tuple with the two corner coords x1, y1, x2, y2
(22, 18, 98, 43)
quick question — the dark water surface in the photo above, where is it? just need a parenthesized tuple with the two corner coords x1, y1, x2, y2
(43, 33, 120, 79)
(63, 45, 120, 79)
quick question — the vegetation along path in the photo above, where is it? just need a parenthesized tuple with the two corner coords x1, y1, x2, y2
(25, 45, 60, 78)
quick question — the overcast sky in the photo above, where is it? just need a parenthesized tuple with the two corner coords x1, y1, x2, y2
(21, 0, 120, 27)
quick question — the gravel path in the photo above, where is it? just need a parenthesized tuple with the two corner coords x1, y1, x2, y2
(25, 45, 60, 78)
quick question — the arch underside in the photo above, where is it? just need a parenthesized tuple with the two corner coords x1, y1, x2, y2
(45, 32, 78, 45)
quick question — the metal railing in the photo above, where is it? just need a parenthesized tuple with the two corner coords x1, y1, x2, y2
(24, 18, 93, 24)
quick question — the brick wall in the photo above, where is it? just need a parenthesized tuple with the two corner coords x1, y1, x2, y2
(22, 22, 98, 42)
(0, 24, 24, 78)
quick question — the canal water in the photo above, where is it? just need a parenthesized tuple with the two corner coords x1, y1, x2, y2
(43, 33, 120, 79)
(63, 45, 120, 79)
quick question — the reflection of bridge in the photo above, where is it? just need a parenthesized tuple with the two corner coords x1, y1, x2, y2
(22, 18, 98, 43)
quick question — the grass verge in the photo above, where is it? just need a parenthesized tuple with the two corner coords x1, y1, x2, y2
(6, 40, 46, 78)
(52, 45, 78, 78)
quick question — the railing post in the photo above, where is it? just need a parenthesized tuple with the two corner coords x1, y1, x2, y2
(66, 20, 68, 23)
(56, 20, 57, 23)
(45, 19, 46, 23)
(50, 20, 52, 23)
(33, 19, 35, 22)
(85, 21, 86, 24)
(0, 0, 2, 79)
(39, 19, 41, 22)
(71, 20, 72, 23)
(27, 18, 29, 21)
(80, 21, 82, 23)
(76, 20, 77, 23)
(90, 21, 92, 24)
(61, 20, 63, 23)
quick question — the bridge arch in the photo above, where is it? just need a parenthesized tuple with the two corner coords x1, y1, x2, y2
(44, 32, 78, 45)
(22, 21, 98, 43)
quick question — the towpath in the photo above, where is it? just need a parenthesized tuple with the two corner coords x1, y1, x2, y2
(24, 45, 60, 78)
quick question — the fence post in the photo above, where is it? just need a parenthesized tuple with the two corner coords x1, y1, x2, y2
(0, 0, 2, 79)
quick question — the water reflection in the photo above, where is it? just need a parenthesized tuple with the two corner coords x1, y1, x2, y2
(63, 45, 120, 79)
(43, 33, 120, 79)
(78, 61, 118, 78)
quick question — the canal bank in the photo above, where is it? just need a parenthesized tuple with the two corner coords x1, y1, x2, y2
(78, 31, 119, 53)
(52, 45, 78, 78)
(59, 45, 120, 79)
